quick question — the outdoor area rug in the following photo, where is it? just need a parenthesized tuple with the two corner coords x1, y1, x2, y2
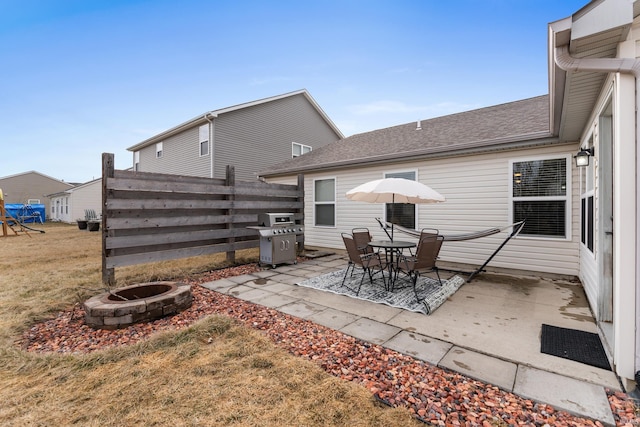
(540, 324, 611, 371)
(296, 269, 465, 315)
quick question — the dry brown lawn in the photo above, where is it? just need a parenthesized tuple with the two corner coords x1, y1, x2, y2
(0, 223, 419, 426)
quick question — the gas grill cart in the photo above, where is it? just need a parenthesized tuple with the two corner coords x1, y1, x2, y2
(248, 213, 304, 268)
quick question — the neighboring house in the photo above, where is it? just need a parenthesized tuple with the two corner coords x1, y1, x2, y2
(260, 0, 640, 390)
(0, 171, 75, 217)
(48, 178, 102, 223)
(127, 89, 343, 181)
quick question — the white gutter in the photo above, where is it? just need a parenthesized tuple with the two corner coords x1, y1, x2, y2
(555, 44, 640, 382)
(204, 112, 217, 178)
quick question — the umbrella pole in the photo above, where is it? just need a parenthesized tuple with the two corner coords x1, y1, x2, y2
(391, 194, 394, 242)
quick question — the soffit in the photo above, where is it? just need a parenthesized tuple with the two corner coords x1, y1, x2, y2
(555, 1, 633, 142)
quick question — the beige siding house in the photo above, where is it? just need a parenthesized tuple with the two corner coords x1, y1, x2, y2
(127, 89, 343, 181)
(262, 96, 578, 275)
(261, 0, 640, 390)
(48, 179, 102, 223)
(0, 171, 74, 217)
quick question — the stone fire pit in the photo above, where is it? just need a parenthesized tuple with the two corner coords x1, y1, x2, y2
(83, 281, 192, 329)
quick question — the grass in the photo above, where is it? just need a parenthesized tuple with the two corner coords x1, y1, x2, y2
(0, 223, 419, 426)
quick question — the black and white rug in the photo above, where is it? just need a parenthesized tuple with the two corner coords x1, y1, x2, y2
(296, 269, 465, 315)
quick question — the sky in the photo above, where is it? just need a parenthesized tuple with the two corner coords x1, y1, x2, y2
(1, 0, 588, 184)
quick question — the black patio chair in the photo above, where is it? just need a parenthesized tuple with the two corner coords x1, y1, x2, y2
(341, 232, 387, 295)
(394, 234, 444, 300)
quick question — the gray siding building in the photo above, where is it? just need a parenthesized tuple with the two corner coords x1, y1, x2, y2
(127, 89, 343, 181)
(0, 171, 75, 216)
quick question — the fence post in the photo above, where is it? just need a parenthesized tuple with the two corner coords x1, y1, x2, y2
(102, 153, 116, 286)
(225, 165, 236, 263)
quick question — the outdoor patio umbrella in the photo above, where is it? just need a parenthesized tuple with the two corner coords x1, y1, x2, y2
(346, 177, 445, 241)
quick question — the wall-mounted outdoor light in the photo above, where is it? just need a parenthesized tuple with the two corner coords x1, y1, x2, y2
(574, 147, 594, 167)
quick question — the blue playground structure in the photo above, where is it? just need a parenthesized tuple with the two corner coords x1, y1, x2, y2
(4, 203, 46, 224)
(1, 188, 46, 236)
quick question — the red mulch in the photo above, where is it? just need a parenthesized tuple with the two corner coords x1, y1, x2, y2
(20, 263, 640, 426)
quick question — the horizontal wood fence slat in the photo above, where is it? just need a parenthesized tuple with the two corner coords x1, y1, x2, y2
(106, 199, 303, 211)
(105, 241, 260, 269)
(106, 214, 259, 229)
(101, 153, 304, 285)
(109, 177, 302, 198)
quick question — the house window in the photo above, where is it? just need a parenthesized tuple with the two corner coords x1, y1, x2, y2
(292, 142, 312, 158)
(156, 142, 163, 158)
(511, 156, 569, 238)
(385, 171, 416, 229)
(199, 124, 209, 157)
(314, 178, 335, 227)
(581, 141, 595, 252)
(134, 151, 140, 171)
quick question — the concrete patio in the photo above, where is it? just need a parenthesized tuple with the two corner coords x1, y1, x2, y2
(200, 252, 622, 426)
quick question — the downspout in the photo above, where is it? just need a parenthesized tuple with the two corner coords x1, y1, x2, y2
(204, 113, 217, 178)
(555, 44, 640, 384)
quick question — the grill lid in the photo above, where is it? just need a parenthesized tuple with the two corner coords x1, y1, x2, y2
(258, 213, 294, 227)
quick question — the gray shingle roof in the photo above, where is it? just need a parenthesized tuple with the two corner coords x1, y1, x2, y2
(260, 95, 554, 177)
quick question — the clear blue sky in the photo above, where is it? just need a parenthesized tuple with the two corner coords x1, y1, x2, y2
(1, 0, 587, 183)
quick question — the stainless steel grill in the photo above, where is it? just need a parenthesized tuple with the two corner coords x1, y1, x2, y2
(248, 213, 304, 268)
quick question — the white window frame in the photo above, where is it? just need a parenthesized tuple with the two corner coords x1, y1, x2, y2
(580, 135, 596, 255)
(313, 177, 336, 227)
(134, 151, 140, 171)
(199, 124, 209, 157)
(292, 142, 312, 158)
(508, 154, 572, 240)
(156, 142, 163, 158)
(384, 169, 418, 230)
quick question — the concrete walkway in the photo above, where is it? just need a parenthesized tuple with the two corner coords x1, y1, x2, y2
(200, 253, 621, 426)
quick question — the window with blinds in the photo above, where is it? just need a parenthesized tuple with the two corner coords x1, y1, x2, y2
(511, 157, 569, 238)
(385, 171, 416, 229)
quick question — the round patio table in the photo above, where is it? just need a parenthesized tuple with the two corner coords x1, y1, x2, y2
(368, 240, 416, 290)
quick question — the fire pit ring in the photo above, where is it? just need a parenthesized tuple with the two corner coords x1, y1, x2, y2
(83, 281, 192, 329)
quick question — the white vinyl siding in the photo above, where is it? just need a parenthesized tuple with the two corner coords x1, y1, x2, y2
(215, 94, 339, 181)
(69, 180, 102, 223)
(49, 180, 102, 224)
(131, 92, 340, 181)
(139, 127, 210, 177)
(288, 143, 579, 276)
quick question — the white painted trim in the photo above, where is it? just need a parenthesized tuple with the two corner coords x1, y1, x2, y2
(508, 154, 572, 241)
(313, 176, 337, 228)
(384, 169, 418, 229)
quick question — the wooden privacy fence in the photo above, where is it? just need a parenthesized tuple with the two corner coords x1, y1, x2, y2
(101, 153, 304, 285)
